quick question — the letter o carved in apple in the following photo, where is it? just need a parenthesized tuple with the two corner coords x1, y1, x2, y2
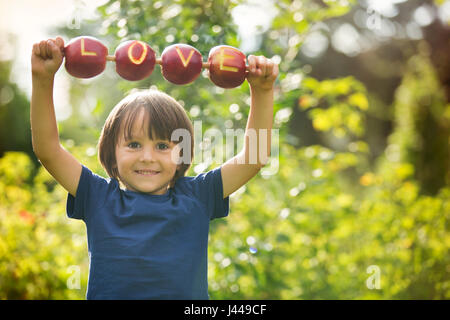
(208, 45, 247, 89)
(64, 36, 108, 79)
(115, 40, 156, 81)
(161, 44, 203, 85)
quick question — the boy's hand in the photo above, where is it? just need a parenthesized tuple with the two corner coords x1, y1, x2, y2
(246, 55, 279, 92)
(31, 37, 65, 79)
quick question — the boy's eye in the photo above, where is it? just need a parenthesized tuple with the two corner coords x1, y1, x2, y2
(128, 142, 141, 149)
(156, 142, 169, 150)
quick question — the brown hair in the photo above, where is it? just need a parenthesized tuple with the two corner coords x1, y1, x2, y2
(98, 89, 194, 188)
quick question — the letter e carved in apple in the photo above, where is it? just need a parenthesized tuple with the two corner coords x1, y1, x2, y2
(208, 45, 247, 89)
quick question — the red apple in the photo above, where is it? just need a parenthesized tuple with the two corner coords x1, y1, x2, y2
(64, 36, 108, 78)
(161, 44, 203, 85)
(115, 40, 156, 81)
(208, 45, 246, 88)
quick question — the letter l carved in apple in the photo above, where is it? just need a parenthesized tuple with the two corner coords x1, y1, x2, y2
(64, 36, 108, 79)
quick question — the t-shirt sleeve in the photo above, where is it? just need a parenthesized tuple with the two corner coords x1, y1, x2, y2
(190, 166, 230, 220)
(66, 165, 113, 221)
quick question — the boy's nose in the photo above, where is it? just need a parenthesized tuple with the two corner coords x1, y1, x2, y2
(140, 147, 155, 162)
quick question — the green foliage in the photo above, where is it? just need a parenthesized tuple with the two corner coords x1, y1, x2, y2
(0, 148, 102, 299)
(299, 76, 368, 139)
(208, 144, 449, 299)
(0, 60, 33, 157)
(96, 0, 240, 53)
(387, 47, 450, 194)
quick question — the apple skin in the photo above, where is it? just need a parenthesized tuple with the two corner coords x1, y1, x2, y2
(64, 36, 108, 78)
(115, 40, 156, 81)
(161, 44, 203, 85)
(208, 45, 247, 89)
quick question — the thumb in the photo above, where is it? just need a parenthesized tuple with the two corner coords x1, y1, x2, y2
(49, 40, 63, 61)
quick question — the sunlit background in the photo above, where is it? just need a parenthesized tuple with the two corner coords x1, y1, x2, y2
(1, 0, 449, 299)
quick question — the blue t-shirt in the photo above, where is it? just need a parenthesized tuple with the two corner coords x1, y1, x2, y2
(66, 165, 229, 300)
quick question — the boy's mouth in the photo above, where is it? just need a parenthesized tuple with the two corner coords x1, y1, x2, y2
(135, 170, 160, 176)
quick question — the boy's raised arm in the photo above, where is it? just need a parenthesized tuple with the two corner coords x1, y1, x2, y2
(31, 37, 81, 197)
(221, 55, 278, 199)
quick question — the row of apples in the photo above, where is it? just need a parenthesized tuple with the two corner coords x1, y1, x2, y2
(63, 36, 249, 88)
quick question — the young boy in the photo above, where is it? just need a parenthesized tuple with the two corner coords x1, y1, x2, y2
(31, 37, 278, 299)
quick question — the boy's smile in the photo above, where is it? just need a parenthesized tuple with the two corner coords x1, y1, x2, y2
(135, 169, 160, 176)
(114, 109, 180, 195)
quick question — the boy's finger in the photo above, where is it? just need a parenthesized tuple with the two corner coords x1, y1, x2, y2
(46, 40, 54, 58)
(33, 43, 40, 56)
(257, 56, 266, 76)
(55, 36, 65, 52)
(250, 55, 261, 76)
(268, 62, 279, 81)
(55, 36, 64, 48)
(50, 40, 63, 60)
(265, 59, 274, 77)
(247, 55, 257, 73)
(39, 41, 48, 59)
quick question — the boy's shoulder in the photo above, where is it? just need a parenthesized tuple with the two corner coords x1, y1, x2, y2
(173, 166, 223, 196)
(81, 165, 116, 185)
(176, 166, 222, 185)
(173, 174, 195, 193)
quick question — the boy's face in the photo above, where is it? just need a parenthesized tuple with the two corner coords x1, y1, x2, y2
(114, 110, 181, 195)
